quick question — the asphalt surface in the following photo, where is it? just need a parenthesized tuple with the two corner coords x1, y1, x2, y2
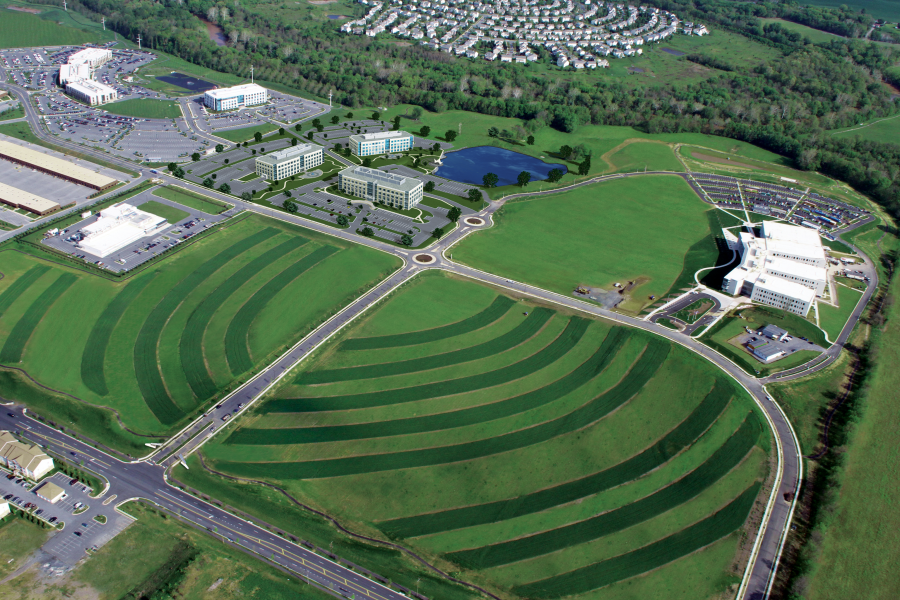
(649, 291, 722, 335)
(0, 70, 880, 600)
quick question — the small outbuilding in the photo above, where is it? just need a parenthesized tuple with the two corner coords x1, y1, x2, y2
(748, 339, 786, 363)
(0, 501, 9, 519)
(760, 324, 789, 341)
(35, 481, 66, 504)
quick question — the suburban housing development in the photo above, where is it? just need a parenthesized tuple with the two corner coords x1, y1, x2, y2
(338, 165, 425, 209)
(203, 83, 268, 111)
(255, 143, 324, 180)
(350, 130, 415, 156)
(723, 221, 828, 316)
(342, 0, 708, 69)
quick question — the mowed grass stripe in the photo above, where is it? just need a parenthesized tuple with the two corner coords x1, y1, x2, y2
(230, 327, 630, 445)
(181, 237, 308, 401)
(297, 307, 555, 384)
(511, 483, 762, 598)
(80, 273, 157, 396)
(0, 273, 77, 363)
(446, 413, 762, 569)
(134, 229, 277, 425)
(378, 377, 734, 538)
(339, 295, 515, 350)
(225, 245, 339, 376)
(0, 265, 50, 317)
(217, 337, 671, 480)
(270, 317, 590, 413)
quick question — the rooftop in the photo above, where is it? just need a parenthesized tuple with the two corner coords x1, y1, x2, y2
(351, 131, 412, 142)
(36, 481, 66, 500)
(256, 143, 320, 165)
(340, 165, 423, 192)
(755, 276, 817, 302)
(761, 324, 789, 338)
(0, 181, 60, 214)
(0, 140, 119, 190)
(0, 431, 52, 474)
(204, 83, 267, 99)
(763, 221, 823, 247)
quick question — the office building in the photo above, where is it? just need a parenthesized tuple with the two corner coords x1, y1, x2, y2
(68, 48, 113, 68)
(338, 166, 424, 210)
(65, 78, 118, 106)
(78, 203, 169, 257)
(0, 431, 54, 480)
(255, 144, 323, 180)
(203, 84, 268, 111)
(59, 47, 116, 105)
(349, 131, 414, 156)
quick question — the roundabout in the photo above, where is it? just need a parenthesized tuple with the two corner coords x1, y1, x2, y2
(465, 217, 485, 226)
(413, 253, 435, 264)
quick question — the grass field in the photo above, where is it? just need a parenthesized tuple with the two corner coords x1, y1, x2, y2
(215, 124, 278, 143)
(103, 98, 183, 119)
(151, 186, 231, 214)
(196, 272, 770, 600)
(138, 200, 189, 223)
(0, 105, 24, 122)
(818, 284, 864, 340)
(802, 0, 900, 22)
(829, 114, 900, 146)
(451, 175, 721, 314)
(0, 1, 116, 48)
(0, 213, 399, 441)
(0, 517, 48, 581)
(760, 18, 845, 43)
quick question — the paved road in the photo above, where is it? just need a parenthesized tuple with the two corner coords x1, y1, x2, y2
(0, 75, 878, 600)
(648, 291, 722, 335)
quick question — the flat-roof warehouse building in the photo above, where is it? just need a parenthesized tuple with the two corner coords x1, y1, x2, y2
(255, 144, 323, 181)
(0, 181, 61, 216)
(78, 203, 168, 257)
(203, 84, 268, 111)
(0, 140, 119, 191)
(338, 166, 423, 210)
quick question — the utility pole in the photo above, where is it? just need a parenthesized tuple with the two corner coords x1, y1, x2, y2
(63, 0, 67, 11)
(250, 65, 254, 83)
(328, 91, 332, 107)
(136, 34, 142, 50)
(101, 17, 105, 31)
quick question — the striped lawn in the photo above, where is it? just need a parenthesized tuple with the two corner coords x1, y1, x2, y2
(0, 273, 77, 363)
(0, 265, 49, 318)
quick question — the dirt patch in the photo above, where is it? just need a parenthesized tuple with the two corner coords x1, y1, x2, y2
(308, 0, 338, 3)
(208, 577, 225, 591)
(7, 5, 42, 13)
(690, 151, 755, 169)
(465, 217, 484, 225)
(414, 254, 434, 263)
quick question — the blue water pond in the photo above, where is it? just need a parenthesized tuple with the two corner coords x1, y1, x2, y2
(435, 146, 567, 186)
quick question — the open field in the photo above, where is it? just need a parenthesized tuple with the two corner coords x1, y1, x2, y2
(0, 516, 49, 581)
(818, 284, 864, 340)
(0, 105, 24, 122)
(138, 200, 189, 223)
(760, 18, 846, 43)
(829, 114, 900, 146)
(215, 124, 279, 143)
(451, 175, 722, 315)
(197, 272, 770, 600)
(103, 98, 183, 119)
(802, 0, 900, 22)
(151, 186, 231, 214)
(0, 0, 116, 48)
(0, 213, 399, 442)
(701, 306, 826, 376)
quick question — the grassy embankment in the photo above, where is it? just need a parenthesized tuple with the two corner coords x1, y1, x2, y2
(103, 98, 183, 120)
(151, 186, 231, 214)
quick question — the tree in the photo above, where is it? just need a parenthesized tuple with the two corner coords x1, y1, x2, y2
(488, 126, 499, 138)
(547, 168, 564, 183)
(559, 145, 573, 159)
(203, 177, 214, 188)
(333, 143, 342, 152)
(345, 111, 353, 118)
(578, 155, 591, 176)
(432, 227, 445, 239)
(331, 115, 340, 125)
(307, 132, 314, 140)
(420, 125, 431, 137)
(424, 181, 435, 192)
(218, 183, 231, 194)
(362, 157, 373, 167)
(336, 214, 349, 226)
(279, 127, 285, 135)
(284, 200, 297, 213)
(371, 111, 380, 120)
(444, 130, 457, 142)
(295, 123, 302, 132)
(241, 191, 252, 202)
(527, 135, 535, 146)
(467, 188, 482, 203)
(392, 115, 401, 130)
(173, 167, 185, 178)
(168, 162, 177, 172)
(224, 159, 229, 164)
(316, 124, 324, 132)
(291, 137, 298, 147)
(191, 152, 200, 161)
(517, 171, 531, 187)
(432, 143, 440, 152)
(312, 118, 321, 128)
(243, 142, 248, 147)
(216, 143, 225, 153)
(483, 172, 499, 188)
(212, 174, 217, 179)
(447, 206, 462, 221)
(411, 107, 423, 120)
(500, 129, 513, 139)
(400, 233, 413, 246)
(571, 144, 590, 162)
(284, 190, 292, 197)
(360, 226, 374, 237)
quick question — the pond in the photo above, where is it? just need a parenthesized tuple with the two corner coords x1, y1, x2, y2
(155, 72, 217, 93)
(199, 17, 228, 46)
(435, 146, 567, 187)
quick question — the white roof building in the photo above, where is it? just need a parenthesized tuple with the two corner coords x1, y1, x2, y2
(78, 203, 168, 257)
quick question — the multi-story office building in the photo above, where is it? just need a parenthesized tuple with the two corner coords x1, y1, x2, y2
(349, 131, 414, 156)
(58, 47, 116, 104)
(65, 78, 118, 106)
(338, 166, 423, 209)
(68, 48, 113, 68)
(203, 84, 268, 111)
(255, 144, 323, 180)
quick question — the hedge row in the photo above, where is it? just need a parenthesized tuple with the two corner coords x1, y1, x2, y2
(134, 228, 277, 425)
(512, 483, 762, 598)
(224, 244, 339, 375)
(296, 307, 555, 384)
(378, 375, 733, 539)
(231, 326, 630, 446)
(446, 413, 762, 569)
(180, 236, 307, 401)
(218, 336, 672, 480)
(270, 317, 590, 413)
(338, 295, 515, 351)
(0, 265, 49, 318)
(0, 273, 77, 363)
(80, 272, 157, 396)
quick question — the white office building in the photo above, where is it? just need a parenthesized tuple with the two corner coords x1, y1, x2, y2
(349, 131, 414, 156)
(68, 48, 113, 68)
(338, 166, 423, 209)
(722, 221, 827, 317)
(78, 203, 168, 257)
(59, 47, 116, 105)
(65, 78, 118, 106)
(255, 144, 323, 180)
(203, 84, 268, 111)
(58, 62, 91, 85)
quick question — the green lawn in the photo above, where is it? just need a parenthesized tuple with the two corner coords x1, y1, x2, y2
(607, 142, 685, 174)
(0, 213, 400, 441)
(802, 0, 900, 23)
(215, 124, 278, 143)
(152, 186, 231, 214)
(138, 200, 190, 224)
(0, 105, 24, 122)
(238, 172, 261, 182)
(760, 18, 845, 43)
(452, 175, 717, 315)
(829, 114, 900, 146)
(818, 284, 864, 341)
(0, 517, 48, 581)
(196, 272, 770, 600)
(0, 2, 115, 48)
(103, 98, 182, 119)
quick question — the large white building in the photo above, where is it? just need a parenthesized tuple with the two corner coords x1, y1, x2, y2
(78, 203, 168, 257)
(65, 78, 118, 106)
(59, 47, 117, 105)
(349, 131, 414, 157)
(723, 221, 828, 317)
(203, 84, 268, 111)
(68, 47, 113, 68)
(338, 166, 423, 209)
(255, 144, 323, 180)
